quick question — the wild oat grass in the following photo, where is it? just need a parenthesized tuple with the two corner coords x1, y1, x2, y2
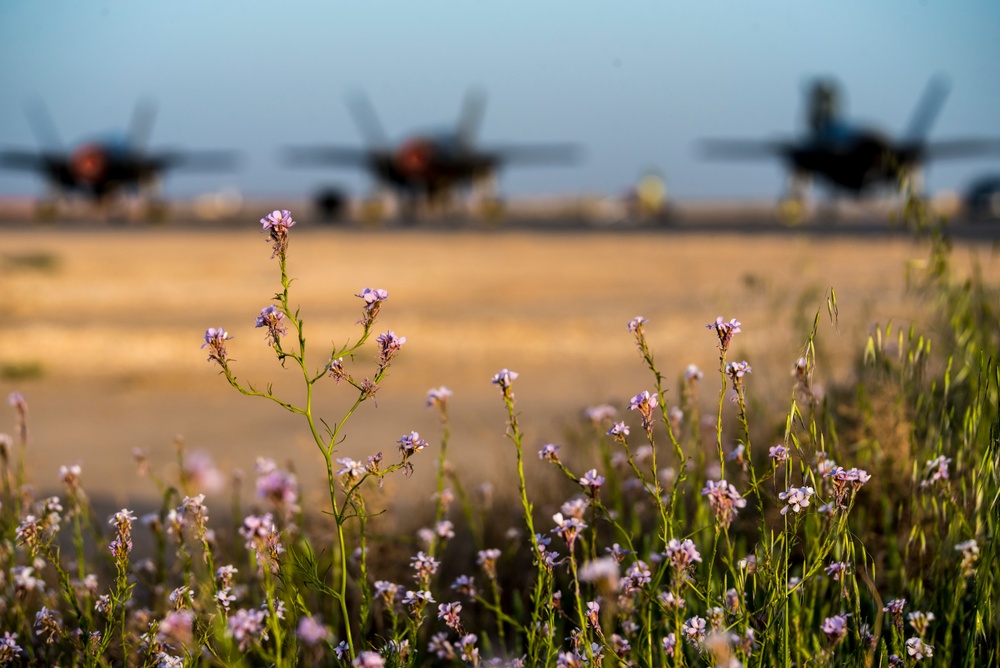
(0, 199, 996, 667)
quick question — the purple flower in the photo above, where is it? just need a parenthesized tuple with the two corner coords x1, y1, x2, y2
(725, 360, 752, 389)
(585, 404, 617, 424)
(707, 316, 742, 352)
(607, 421, 630, 438)
(260, 209, 296, 258)
(627, 316, 647, 333)
(255, 305, 287, 347)
(905, 637, 934, 660)
(920, 455, 951, 488)
(821, 612, 850, 644)
(426, 386, 452, 408)
(227, 608, 269, 651)
(825, 561, 850, 582)
(538, 443, 561, 462)
(664, 538, 702, 571)
(682, 616, 707, 645)
(376, 330, 406, 368)
(768, 444, 788, 463)
(778, 486, 814, 515)
(701, 479, 747, 529)
(579, 468, 606, 496)
(551, 512, 587, 552)
(296, 615, 331, 647)
(255, 458, 299, 512)
(327, 357, 348, 384)
(202, 327, 232, 364)
(356, 288, 389, 327)
(628, 390, 658, 429)
(684, 364, 704, 383)
(437, 601, 463, 631)
(398, 431, 428, 459)
(491, 368, 518, 393)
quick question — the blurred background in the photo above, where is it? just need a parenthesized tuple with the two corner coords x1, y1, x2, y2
(2, 1, 1000, 507)
(1, 0, 999, 205)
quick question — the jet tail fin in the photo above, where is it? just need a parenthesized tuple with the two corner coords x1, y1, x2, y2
(903, 75, 950, 143)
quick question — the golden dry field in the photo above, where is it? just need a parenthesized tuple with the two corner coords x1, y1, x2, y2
(2, 224, 998, 508)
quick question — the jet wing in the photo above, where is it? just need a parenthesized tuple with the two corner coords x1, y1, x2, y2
(282, 146, 378, 167)
(488, 143, 581, 165)
(699, 139, 795, 159)
(0, 149, 62, 172)
(149, 150, 240, 172)
(922, 138, 1000, 160)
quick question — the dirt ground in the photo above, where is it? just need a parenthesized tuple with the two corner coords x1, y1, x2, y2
(2, 224, 998, 510)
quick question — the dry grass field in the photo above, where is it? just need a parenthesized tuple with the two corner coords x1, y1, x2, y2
(2, 224, 998, 509)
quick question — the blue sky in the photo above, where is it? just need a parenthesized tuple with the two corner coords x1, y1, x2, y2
(1, 1, 998, 200)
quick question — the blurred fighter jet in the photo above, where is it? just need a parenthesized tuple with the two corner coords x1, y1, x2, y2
(0, 100, 237, 220)
(702, 77, 1000, 208)
(284, 90, 580, 222)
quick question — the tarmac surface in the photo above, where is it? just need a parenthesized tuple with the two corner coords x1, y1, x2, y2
(2, 214, 998, 513)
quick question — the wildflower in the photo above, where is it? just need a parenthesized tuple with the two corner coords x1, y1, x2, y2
(907, 611, 935, 637)
(398, 431, 428, 459)
(491, 368, 518, 393)
(578, 557, 620, 593)
(725, 360, 752, 390)
(659, 591, 685, 610)
(685, 363, 704, 383)
(622, 560, 652, 593)
(955, 539, 979, 576)
(579, 468, 605, 497)
(585, 600, 600, 629)
(335, 457, 365, 482)
(227, 608, 269, 651)
(883, 598, 906, 616)
(216, 564, 238, 588)
(664, 538, 703, 572)
(0, 632, 24, 664)
(888, 654, 904, 668)
(426, 386, 452, 408)
(334, 641, 350, 660)
(95, 595, 111, 614)
(356, 287, 389, 327)
(158, 609, 194, 647)
(682, 616, 707, 645)
(376, 331, 406, 368)
(402, 589, 434, 613)
(438, 601, 463, 632)
(296, 615, 331, 646)
(628, 390, 658, 429)
(59, 464, 82, 491)
(156, 654, 184, 668)
(552, 512, 586, 553)
(459, 634, 480, 666)
(662, 632, 677, 657)
(374, 580, 400, 606)
(181, 450, 225, 493)
(605, 543, 631, 562)
(821, 612, 850, 644)
(34, 606, 62, 644)
(707, 316, 742, 352)
(607, 421, 630, 438)
(920, 455, 951, 488)
(778, 486, 814, 515)
(586, 404, 617, 424)
(255, 458, 299, 513)
(410, 551, 440, 584)
(627, 316, 647, 333)
(202, 327, 232, 364)
(326, 357, 349, 384)
(739, 554, 757, 574)
(260, 209, 296, 258)
(825, 561, 850, 582)
(538, 443, 561, 462)
(109, 508, 137, 560)
(428, 632, 456, 660)
(701, 479, 747, 528)
(768, 444, 788, 463)
(255, 305, 287, 347)
(450, 574, 477, 599)
(168, 586, 194, 610)
(239, 513, 284, 573)
(906, 637, 934, 660)
(825, 466, 871, 507)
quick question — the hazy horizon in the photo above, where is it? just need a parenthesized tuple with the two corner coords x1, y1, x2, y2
(1, 1, 998, 202)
